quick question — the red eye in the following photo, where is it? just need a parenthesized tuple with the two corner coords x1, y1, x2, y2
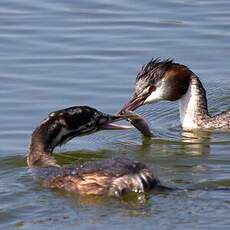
(149, 85, 156, 93)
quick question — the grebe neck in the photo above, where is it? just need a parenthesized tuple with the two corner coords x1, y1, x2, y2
(179, 75, 209, 130)
(27, 125, 59, 168)
(27, 105, 134, 168)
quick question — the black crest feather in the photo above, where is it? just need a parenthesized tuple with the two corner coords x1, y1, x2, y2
(136, 58, 175, 82)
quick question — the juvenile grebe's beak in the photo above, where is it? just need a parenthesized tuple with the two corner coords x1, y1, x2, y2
(99, 112, 153, 137)
(98, 114, 133, 130)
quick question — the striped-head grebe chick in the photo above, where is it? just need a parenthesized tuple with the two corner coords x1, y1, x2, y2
(28, 106, 161, 197)
(119, 59, 230, 130)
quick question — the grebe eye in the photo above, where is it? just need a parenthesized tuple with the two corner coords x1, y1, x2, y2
(149, 85, 156, 93)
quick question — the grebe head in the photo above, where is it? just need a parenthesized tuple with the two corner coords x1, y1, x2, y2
(36, 106, 130, 151)
(119, 58, 192, 113)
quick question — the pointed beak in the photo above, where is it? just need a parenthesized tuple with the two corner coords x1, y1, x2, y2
(118, 93, 147, 115)
(98, 114, 133, 130)
(98, 111, 153, 137)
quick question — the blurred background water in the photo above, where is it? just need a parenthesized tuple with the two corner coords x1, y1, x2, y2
(0, 0, 229, 229)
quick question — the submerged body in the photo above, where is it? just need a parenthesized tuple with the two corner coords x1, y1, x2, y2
(28, 106, 160, 196)
(32, 158, 159, 197)
(120, 59, 230, 130)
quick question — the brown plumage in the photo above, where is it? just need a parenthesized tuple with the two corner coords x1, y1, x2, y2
(28, 106, 165, 197)
(34, 158, 159, 196)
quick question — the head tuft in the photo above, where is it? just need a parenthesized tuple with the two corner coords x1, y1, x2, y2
(136, 58, 174, 81)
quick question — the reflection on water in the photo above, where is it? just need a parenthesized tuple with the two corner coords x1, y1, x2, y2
(181, 130, 211, 156)
(0, 0, 230, 229)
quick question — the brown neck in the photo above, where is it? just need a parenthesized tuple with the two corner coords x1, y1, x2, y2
(27, 125, 59, 168)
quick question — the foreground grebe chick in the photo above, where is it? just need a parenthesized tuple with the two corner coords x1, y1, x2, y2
(28, 106, 161, 197)
(120, 59, 230, 130)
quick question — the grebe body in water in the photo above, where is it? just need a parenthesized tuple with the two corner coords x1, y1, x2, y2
(120, 59, 230, 130)
(28, 106, 161, 197)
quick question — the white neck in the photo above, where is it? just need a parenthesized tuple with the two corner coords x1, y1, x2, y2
(179, 77, 208, 130)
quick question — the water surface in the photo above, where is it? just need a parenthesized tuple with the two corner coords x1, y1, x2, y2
(0, 0, 230, 229)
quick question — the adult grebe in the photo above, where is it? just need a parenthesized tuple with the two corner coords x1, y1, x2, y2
(28, 106, 162, 197)
(119, 59, 230, 130)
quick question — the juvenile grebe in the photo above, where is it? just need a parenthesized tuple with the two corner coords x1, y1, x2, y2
(28, 106, 162, 197)
(119, 59, 230, 130)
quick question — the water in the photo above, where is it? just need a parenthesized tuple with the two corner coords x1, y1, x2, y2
(0, 0, 230, 229)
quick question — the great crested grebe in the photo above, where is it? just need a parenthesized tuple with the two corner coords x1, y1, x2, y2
(119, 59, 230, 130)
(28, 106, 163, 197)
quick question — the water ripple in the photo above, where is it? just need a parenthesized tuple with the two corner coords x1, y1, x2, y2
(0, 0, 230, 229)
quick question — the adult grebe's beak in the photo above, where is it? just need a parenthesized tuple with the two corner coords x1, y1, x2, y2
(118, 83, 157, 115)
(118, 93, 146, 115)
